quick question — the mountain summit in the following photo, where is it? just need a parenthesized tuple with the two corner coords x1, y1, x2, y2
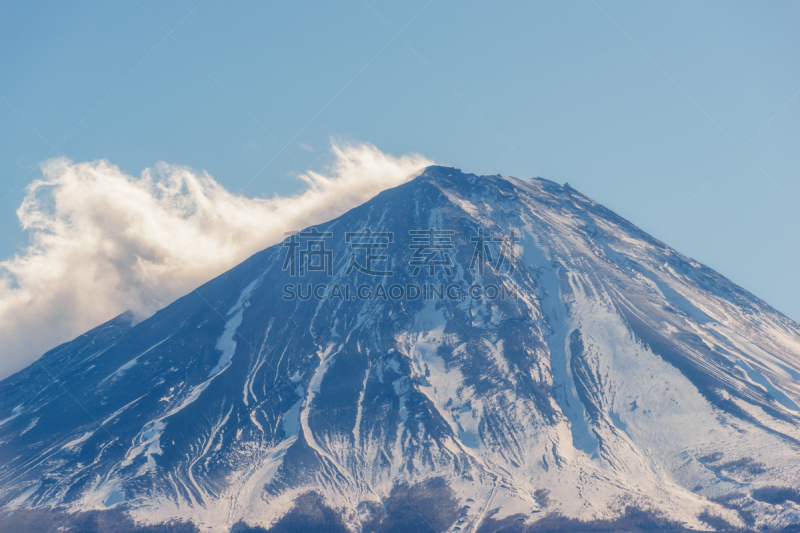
(1, 166, 799, 532)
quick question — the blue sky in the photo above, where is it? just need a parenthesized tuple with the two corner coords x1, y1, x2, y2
(1, 0, 799, 320)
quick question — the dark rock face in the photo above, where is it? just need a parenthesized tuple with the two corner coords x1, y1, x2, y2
(1, 167, 799, 532)
(0, 507, 198, 533)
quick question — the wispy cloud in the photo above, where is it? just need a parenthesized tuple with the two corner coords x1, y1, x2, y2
(0, 141, 432, 378)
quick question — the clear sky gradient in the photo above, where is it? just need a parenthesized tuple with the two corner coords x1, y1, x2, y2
(1, 1, 799, 319)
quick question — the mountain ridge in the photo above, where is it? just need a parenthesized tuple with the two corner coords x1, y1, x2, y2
(1, 166, 799, 532)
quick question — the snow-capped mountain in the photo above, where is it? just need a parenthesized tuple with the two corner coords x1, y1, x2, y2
(1, 166, 799, 532)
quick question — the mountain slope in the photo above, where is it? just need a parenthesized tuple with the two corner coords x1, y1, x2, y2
(1, 166, 799, 532)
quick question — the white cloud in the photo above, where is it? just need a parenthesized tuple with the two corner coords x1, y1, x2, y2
(0, 141, 433, 379)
